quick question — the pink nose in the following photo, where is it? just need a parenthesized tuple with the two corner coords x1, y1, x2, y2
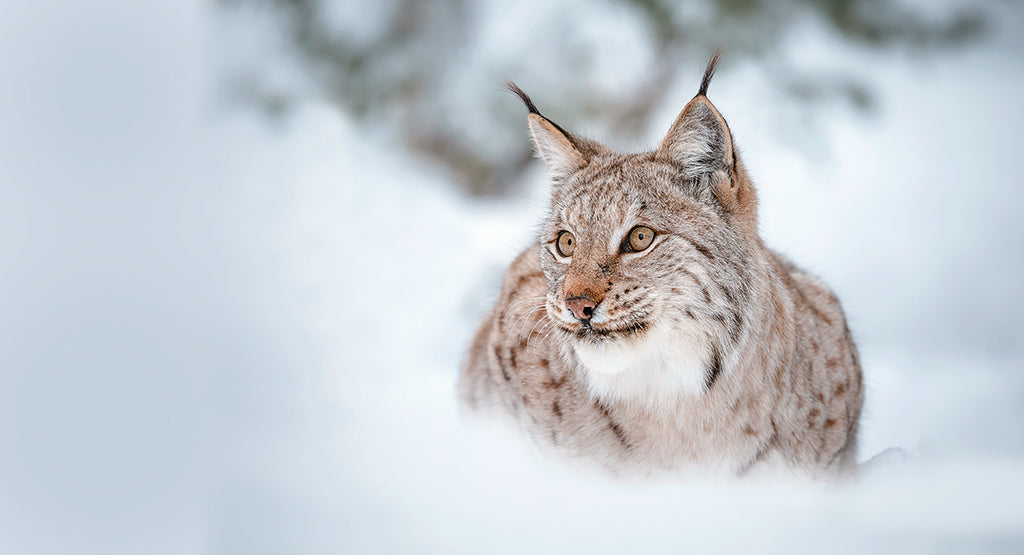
(566, 296, 597, 320)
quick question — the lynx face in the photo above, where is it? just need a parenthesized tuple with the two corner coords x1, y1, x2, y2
(507, 64, 758, 400)
(536, 156, 751, 398)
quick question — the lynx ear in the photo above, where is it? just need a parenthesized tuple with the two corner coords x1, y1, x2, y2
(656, 51, 736, 185)
(507, 82, 609, 181)
(526, 114, 586, 180)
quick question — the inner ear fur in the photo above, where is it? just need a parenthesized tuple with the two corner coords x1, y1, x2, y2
(656, 96, 742, 210)
(526, 114, 586, 180)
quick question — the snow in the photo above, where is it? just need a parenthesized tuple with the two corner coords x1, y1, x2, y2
(207, 104, 1024, 555)
(0, 1, 1022, 553)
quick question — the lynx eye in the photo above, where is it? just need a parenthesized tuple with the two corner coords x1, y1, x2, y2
(556, 231, 576, 257)
(626, 226, 655, 252)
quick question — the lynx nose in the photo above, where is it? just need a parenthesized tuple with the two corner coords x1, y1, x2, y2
(566, 296, 598, 321)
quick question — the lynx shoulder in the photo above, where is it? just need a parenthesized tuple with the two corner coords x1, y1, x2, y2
(459, 52, 864, 479)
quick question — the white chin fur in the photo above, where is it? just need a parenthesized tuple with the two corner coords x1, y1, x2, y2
(573, 323, 711, 404)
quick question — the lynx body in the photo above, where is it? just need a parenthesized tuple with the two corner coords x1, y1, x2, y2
(459, 54, 863, 479)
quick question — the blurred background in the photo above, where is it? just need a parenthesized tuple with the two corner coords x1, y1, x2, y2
(1, 0, 1023, 553)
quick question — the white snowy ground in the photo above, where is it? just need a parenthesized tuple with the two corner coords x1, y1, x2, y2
(1, 1, 1024, 554)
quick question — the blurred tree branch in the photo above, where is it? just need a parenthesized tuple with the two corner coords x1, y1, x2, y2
(218, 0, 986, 196)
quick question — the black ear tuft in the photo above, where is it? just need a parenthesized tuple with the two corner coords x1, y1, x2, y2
(506, 81, 540, 115)
(697, 48, 723, 98)
(506, 81, 576, 142)
(656, 51, 735, 182)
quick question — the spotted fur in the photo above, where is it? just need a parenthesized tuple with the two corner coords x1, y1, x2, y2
(460, 54, 863, 479)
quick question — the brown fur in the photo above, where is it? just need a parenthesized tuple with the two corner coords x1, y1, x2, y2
(460, 55, 863, 479)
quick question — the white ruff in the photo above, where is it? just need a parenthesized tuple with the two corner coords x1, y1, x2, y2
(573, 323, 711, 405)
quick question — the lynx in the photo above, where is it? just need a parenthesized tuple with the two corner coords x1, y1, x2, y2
(459, 52, 863, 479)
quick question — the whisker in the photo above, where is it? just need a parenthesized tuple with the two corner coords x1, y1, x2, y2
(538, 322, 560, 347)
(508, 302, 545, 321)
(507, 296, 547, 313)
(527, 320, 553, 349)
(508, 305, 546, 338)
(525, 312, 550, 340)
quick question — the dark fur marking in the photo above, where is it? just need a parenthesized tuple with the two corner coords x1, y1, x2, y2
(512, 272, 542, 293)
(494, 345, 511, 382)
(736, 445, 769, 478)
(595, 400, 631, 450)
(543, 373, 568, 390)
(677, 266, 700, 284)
(729, 313, 744, 343)
(736, 439, 774, 478)
(697, 48, 723, 97)
(706, 347, 723, 389)
(847, 333, 861, 369)
(689, 240, 716, 261)
(777, 266, 829, 329)
(721, 284, 736, 304)
(825, 444, 847, 468)
(507, 82, 540, 115)
(781, 270, 833, 329)
(808, 302, 833, 327)
(738, 416, 778, 477)
(552, 399, 563, 419)
(544, 361, 558, 385)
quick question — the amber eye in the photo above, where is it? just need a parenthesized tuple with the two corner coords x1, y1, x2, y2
(626, 226, 655, 252)
(556, 231, 576, 257)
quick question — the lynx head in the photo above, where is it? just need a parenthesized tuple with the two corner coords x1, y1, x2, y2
(511, 52, 762, 403)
